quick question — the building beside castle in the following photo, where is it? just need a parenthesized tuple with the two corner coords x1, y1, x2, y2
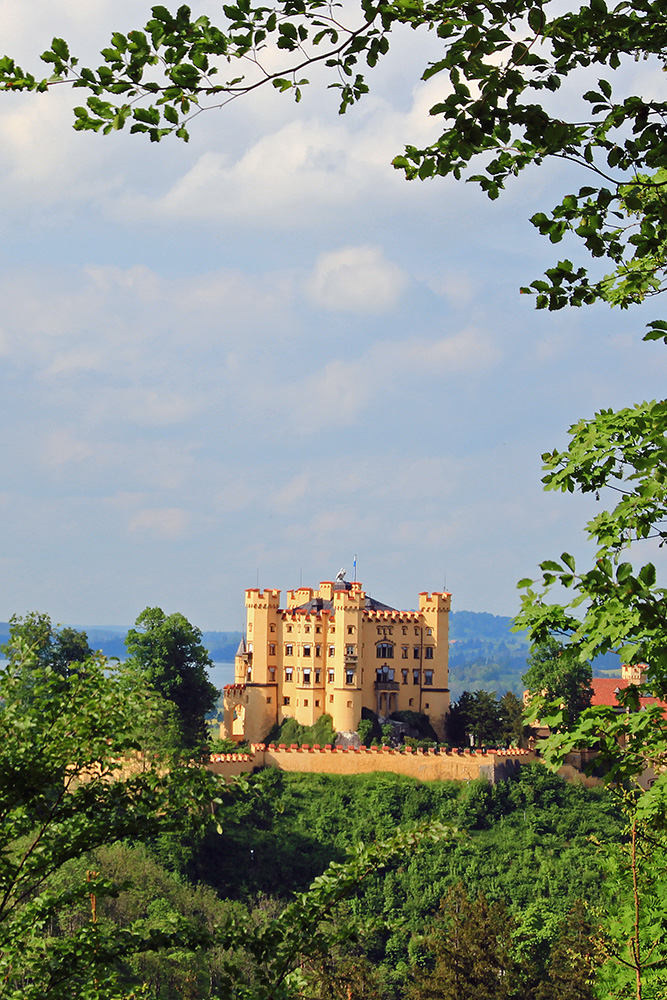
(221, 575, 451, 744)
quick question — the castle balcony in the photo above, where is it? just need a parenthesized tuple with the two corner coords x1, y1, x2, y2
(344, 654, 357, 665)
(374, 680, 399, 692)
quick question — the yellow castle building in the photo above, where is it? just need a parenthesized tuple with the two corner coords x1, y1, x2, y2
(221, 573, 451, 744)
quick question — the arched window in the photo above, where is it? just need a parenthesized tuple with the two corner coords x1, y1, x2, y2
(376, 641, 394, 659)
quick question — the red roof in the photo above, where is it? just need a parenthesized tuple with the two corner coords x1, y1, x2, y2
(591, 677, 667, 713)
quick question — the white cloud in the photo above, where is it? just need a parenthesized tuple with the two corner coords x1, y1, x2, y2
(426, 270, 475, 308)
(307, 245, 408, 313)
(115, 74, 450, 228)
(128, 507, 190, 538)
(41, 429, 93, 467)
(270, 326, 501, 429)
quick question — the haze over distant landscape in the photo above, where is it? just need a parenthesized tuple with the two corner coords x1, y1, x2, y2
(1, 4, 666, 632)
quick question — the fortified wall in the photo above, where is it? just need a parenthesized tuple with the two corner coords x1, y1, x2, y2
(207, 744, 537, 784)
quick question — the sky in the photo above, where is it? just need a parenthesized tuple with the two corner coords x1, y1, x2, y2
(0, 1, 665, 632)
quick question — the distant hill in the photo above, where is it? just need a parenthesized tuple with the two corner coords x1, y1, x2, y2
(0, 623, 244, 664)
(448, 610, 621, 698)
(0, 611, 620, 700)
(448, 611, 531, 698)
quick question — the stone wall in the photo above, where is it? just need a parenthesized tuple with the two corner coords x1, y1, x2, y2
(207, 744, 536, 783)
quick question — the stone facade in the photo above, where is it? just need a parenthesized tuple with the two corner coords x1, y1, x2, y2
(221, 578, 451, 744)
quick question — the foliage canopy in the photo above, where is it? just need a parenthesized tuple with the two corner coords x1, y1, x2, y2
(125, 606, 219, 753)
(0, 640, 225, 998)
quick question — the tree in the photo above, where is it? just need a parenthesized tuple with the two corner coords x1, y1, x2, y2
(409, 886, 518, 1000)
(445, 690, 503, 746)
(523, 638, 593, 726)
(0, 639, 225, 999)
(2, 612, 93, 674)
(125, 607, 219, 754)
(498, 691, 531, 748)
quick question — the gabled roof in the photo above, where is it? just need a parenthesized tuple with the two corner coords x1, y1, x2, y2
(591, 677, 667, 713)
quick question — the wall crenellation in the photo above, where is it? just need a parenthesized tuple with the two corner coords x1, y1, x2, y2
(207, 744, 537, 784)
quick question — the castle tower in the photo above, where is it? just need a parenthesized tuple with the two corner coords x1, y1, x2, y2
(417, 591, 451, 739)
(222, 588, 281, 744)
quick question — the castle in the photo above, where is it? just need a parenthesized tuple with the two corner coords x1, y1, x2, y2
(221, 574, 451, 744)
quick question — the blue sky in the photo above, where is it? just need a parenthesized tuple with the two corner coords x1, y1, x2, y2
(1, 2, 665, 631)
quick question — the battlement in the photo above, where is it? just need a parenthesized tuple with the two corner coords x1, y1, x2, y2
(365, 609, 420, 621)
(245, 588, 281, 608)
(622, 663, 648, 684)
(419, 591, 451, 612)
(333, 588, 365, 609)
(206, 743, 537, 783)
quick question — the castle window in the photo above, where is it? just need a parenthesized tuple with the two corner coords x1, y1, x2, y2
(287, 625, 293, 633)
(409, 698, 414, 706)
(315, 645, 321, 657)
(347, 625, 355, 635)
(401, 669, 408, 685)
(413, 647, 420, 659)
(266, 697, 272, 703)
(413, 669, 420, 685)
(269, 643, 276, 655)
(402, 626, 407, 635)
(329, 694, 334, 703)
(283, 696, 290, 706)
(315, 669, 321, 684)
(305, 626, 310, 633)
(328, 645, 335, 657)
(415, 627, 419, 636)
(316, 626, 321, 634)
(248, 623, 253, 631)
(425, 647, 433, 659)
(347, 700, 352, 708)
(269, 667, 276, 681)
(303, 669, 311, 685)
(285, 668, 293, 682)
(285, 644, 294, 656)
(377, 627, 383, 636)
(328, 669, 335, 683)
(346, 645, 356, 656)
(345, 669, 355, 685)
(246, 668, 252, 681)
(424, 702, 430, 709)
(303, 644, 311, 657)
(426, 628, 432, 636)
(424, 670, 433, 685)
(248, 642, 253, 653)
(315, 699, 320, 707)
(402, 646, 408, 659)
(330, 626, 335, 633)
(270, 624, 275, 632)
(304, 699, 309, 706)
(376, 642, 393, 659)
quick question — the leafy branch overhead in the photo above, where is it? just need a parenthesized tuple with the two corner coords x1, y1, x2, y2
(2, 0, 667, 308)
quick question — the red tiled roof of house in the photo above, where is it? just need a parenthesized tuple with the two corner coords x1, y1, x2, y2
(591, 677, 667, 713)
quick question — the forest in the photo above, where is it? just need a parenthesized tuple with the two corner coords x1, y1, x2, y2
(1, 609, 655, 999)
